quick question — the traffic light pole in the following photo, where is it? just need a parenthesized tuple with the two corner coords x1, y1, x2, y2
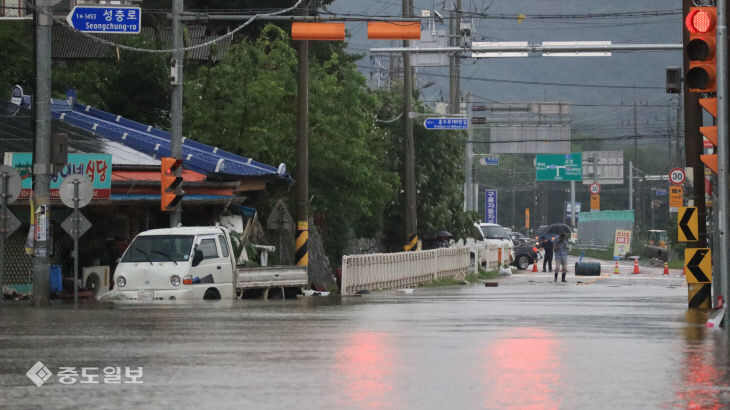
(170, 0, 183, 227)
(716, 0, 729, 329)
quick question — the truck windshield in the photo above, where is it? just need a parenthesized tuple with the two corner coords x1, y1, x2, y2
(480, 226, 509, 239)
(121, 235, 194, 263)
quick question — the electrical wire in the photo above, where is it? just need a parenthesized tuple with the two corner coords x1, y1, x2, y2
(28, 0, 304, 54)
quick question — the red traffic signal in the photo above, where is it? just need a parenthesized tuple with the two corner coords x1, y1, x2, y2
(161, 157, 184, 211)
(685, 7, 717, 93)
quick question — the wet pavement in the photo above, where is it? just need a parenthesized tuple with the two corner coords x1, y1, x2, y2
(1, 261, 729, 409)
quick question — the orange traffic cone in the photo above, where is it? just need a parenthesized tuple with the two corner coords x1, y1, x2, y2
(532, 261, 538, 272)
(663, 262, 669, 275)
(632, 258, 640, 274)
(613, 261, 620, 274)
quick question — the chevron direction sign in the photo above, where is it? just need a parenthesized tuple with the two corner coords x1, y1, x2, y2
(677, 206, 698, 242)
(685, 248, 711, 284)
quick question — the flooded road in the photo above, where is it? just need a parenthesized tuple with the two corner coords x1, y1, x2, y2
(1, 271, 729, 409)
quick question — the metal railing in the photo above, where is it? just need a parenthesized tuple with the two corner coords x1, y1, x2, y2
(340, 243, 510, 295)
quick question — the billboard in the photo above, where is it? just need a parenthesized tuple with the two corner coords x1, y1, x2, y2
(489, 124, 570, 154)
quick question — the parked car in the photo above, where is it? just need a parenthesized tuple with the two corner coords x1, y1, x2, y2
(512, 231, 537, 246)
(512, 240, 541, 270)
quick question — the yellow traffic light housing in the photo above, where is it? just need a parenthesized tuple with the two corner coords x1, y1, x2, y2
(161, 157, 184, 211)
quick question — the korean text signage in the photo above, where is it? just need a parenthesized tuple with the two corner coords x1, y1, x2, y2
(536, 153, 582, 181)
(5, 153, 112, 199)
(485, 190, 498, 224)
(613, 229, 632, 258)
(669, 186, 683, 212)
(423, 118, 469, 130)
(66, 6, 141, 34)
(590, 194, 600, 211)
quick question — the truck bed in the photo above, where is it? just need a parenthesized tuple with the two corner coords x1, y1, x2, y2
(236, 265, 308, 290)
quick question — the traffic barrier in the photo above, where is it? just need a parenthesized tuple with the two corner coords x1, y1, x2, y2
(340, 243, 510, 295)
(663, 262, 669, 275)
(613, 261, 620, 274)
(633, 258, 640, 274)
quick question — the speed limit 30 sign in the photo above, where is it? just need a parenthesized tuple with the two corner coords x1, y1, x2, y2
(589, 183, 601, 194)
(670, 168, 686, 185)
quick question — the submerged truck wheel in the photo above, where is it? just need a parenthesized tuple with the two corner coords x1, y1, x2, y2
(203, 288, 221, 300)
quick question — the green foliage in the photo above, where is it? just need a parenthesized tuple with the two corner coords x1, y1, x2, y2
(376, 90, 478, 250)
(184, 25, 399, 259)
(52, 35, 171, 127)
(0, 21, 33, 99)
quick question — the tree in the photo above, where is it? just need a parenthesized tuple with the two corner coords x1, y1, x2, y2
(376, 90, 478, 250)
(184, 25, 399, 259)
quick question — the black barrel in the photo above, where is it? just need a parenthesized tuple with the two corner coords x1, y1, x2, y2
(574, 262, 601, 276)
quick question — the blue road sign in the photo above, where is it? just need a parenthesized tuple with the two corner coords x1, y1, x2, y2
(66, 6, 141, 34)
(655, 189, 668, 195)
(423, 118, 469, 130)
(479, 155, 499, 166)
(485, 190, 498, 224)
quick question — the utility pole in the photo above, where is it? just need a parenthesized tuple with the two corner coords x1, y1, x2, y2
(402, 0, 417, 245)
(295, 3, 310, 267)
(449, 0, 461, 114)
(715, 0, 729, 330)
(170, 0, 183, 227)
(465, 92, 473, 211)
(31, 0, 52, 306)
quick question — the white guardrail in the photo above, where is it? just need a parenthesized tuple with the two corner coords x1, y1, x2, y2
(340, 243, 510, 295)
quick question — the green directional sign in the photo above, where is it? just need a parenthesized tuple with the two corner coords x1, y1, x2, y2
(536, 153, 583, 181)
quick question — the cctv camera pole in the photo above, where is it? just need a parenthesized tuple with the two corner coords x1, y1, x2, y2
(31, 0, 52, 306)
(170, 0, 183, 227)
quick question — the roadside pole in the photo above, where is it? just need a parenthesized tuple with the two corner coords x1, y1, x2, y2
(403, 0, 417, 245)
(715, 0, 730, 328)
(170, 0, 183, 227)
(465, 93, 474, 211)
(295, 3, 309, 269)
(32, 0, 52, 306)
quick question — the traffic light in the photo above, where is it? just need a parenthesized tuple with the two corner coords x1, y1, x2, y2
(161, 157, 183, 211)
(699, 98, 719, 173)
(685, 7, 717, 93)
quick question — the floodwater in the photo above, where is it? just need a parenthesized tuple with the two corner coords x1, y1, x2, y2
(1, 271, 729, 409)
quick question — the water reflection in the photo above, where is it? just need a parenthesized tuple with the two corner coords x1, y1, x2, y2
(333, 331, 398, 408)
(671, 309, 729, 409)
(482, 328, 562, 409)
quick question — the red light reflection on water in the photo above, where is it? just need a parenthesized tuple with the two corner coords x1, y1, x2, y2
(333, 331, 397, 408)
(482, 328, 562, 410)
(674, 347, 725, 410)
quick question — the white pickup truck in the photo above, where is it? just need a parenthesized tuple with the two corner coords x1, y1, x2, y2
(102, 226, 308, 301)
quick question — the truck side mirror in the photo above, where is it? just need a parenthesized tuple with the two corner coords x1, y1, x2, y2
(192, 249, 204, 267)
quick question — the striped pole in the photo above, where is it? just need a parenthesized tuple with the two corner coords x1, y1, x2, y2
(295, 221, 308, 267)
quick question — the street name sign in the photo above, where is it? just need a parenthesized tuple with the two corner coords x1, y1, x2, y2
(480, 155, 499, 166)
(536, 153, 582, 181)
(423, 118, 469, 130)
(66, 6, 141, 34)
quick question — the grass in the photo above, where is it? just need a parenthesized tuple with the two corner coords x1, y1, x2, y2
(420, 268, 499, 288)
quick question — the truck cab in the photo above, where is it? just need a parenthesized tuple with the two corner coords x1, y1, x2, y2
(106, 226, 236, 301)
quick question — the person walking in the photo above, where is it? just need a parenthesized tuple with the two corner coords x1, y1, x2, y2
(540, 235, 553, 272)
(553, 233, 569, 282)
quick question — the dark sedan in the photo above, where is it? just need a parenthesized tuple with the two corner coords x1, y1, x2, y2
(512, 240, 541, 270)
